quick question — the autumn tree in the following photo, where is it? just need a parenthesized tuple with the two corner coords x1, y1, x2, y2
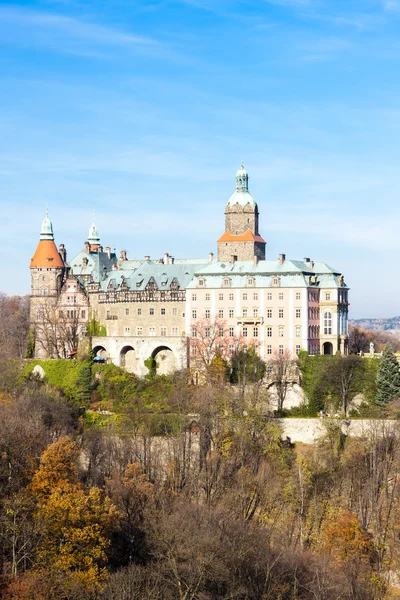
(190, 318, 231, 384)
(230, 344, 266, 388)
(29, 437, 116, 596)
(0, 293, 30, 359)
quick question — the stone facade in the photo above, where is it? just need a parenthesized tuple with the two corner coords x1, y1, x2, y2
(30, 165, 349, 373)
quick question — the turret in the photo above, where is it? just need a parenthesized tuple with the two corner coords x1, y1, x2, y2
(217, 164, 266, 261)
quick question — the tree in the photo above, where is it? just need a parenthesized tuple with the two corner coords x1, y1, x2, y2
(267, 349, 294, 412)
(376, 344, 400, 406)
(190, 318, 231, 385)
(0, 293, 30, 360)
(230, 345, 266, 388)
(325, 354, 366, 415)
(29, 437, 116, 595)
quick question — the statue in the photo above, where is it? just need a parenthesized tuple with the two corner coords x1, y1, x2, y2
(370, 342, 374, 356)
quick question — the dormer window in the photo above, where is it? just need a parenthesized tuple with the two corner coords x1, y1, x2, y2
(247, 277, 254, 287)
(198, 278, 205, 287)
(222, 278, 231, 287)
(272, 277, 281, 287)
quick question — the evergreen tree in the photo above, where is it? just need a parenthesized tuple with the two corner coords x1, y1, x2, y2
(376, 344, 400, 406)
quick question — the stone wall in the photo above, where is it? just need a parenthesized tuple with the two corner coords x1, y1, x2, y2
(280, 418, 398, 444)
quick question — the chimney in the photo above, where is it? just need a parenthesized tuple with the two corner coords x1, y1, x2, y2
(98, 245, 103, 253)
(168, 256, 174, 264)
(279, 253, 286, 265)
(82, 257, 88, 268)
(84, 241, 90, 253)
(112, 263, 118, 271)
(209, 252, 214, 263)
(144, 255, 150, 261)
(303, 257, 310, 264)
(254, 255, 258, 266)
(105, 246, 111, 259)
(230, 254, 237, 264)
(163, 252, 169, 264)
(58, 243, 67, 263)
(120, 249, 127, 261)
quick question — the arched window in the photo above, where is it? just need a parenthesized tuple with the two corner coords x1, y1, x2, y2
(324, 311, 332, 335)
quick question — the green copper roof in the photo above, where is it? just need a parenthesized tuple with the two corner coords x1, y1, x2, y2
(40, 208, 54, 240)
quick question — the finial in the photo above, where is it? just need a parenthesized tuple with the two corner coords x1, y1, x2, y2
(241, 159, 244, 169)
(92, 211, 95, 223)
(45, 203, 48, 218)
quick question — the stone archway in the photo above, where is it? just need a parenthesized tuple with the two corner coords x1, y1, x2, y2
(93, 345, 107, 358)
(120, 345, 136, 372)
(323, 342, 333, 355)
(151, 345, 177, 376)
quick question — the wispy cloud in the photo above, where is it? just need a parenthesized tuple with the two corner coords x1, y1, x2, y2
(383, 0, 400, 11)
(0, 6, 166, 58)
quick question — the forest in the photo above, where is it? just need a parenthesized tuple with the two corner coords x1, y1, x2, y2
(1, 292, 400, 599)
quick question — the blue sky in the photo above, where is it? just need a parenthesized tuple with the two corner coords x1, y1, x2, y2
(1, 0, 400, 317)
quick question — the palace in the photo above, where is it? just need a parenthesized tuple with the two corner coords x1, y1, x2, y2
(30, 165, 349, 376)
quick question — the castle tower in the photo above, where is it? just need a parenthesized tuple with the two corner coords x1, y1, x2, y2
(86, 215, 101, 252)
(217, 164, 266, 262)
(30, 210, 65, 357)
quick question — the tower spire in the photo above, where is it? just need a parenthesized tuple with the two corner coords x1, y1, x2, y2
(40, 208, 54, 240)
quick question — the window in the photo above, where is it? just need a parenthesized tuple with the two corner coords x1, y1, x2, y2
(149, 327, 156, 336)
(267, 365, 273, 375)
(192, 327, 197, 337)
(279, 326, 284, 337)
(325, 292, 331, 301)
(229, 293, 234, 301)
(267, 345, 272, 355)
(205, 327, 210, 337)
(160, 326, 167, 336)
(192, 310, 197, 319)
(172, 326, 179, 336)
(229, 344, 234, 354)
(273, 278, 279, 286)
(243, 293, 247, 301)
(267, 326, 272, 337)
(279, 309, 284, 318)
(198, 279, 205, 286)
(279, 292, 284, 300)
(124, 327, 131, 335)
(296, 326, 301, 337)
(279, 345, 284, 355)
(161, 308, 166, 315)
(242, 308, 248, 317)
(192, 293, 197, 301)
(296, 292, 301, 300)
(41, 289, 47, 296)
(106, 310, 110, 319)
(149, 308, 154, 315)
(296, 308, 301, 318)
(218, 327, 224, 337)
(296, 345, 301, 355)
(205, 293, 210, 301)
(205, 309, 211, 319)
(59, 310, 63, 318)
(266, 309, 272, 318)
(219, 309, 224, 318)
(267, 293, 272, 300)
(242, 345, 247, 352)
(223, 278, 230, 287)
(137, 308, 142, 315)
(324, 311, 332, 335)
(247, 278, 254, 287)
(253, 327, 258, 337)
(192, 346, 197, 356)
(219, 293, 224, 301)
(253, 293, 258, 301)
(229, 327, 235, 337)
(253, 308, 258, 317)
(173, 308, 178, 316)
(229, 309, 234, 318)
(243, 327, 248, 337)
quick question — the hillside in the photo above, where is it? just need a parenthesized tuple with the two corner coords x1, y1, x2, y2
(350, 316, 400, 333)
